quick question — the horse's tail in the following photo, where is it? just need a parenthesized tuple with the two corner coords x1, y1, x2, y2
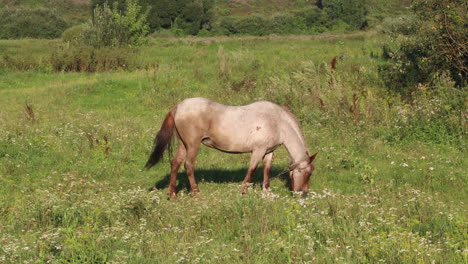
(145, 108, 177, 169)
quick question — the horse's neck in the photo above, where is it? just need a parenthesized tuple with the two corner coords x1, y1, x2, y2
(282, 125, 309, 164)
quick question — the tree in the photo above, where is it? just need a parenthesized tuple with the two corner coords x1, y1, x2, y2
(381, 0, 467, 94)
(91, 0, 214, 35)
(82, 0, 149, 47)
(319, 0, 369, 29)
(411, 0, 467, 86)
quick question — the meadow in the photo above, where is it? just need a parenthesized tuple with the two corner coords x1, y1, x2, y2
(0, 33, 466, 263)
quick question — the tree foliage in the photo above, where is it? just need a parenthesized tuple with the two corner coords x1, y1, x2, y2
(0, 7, 68, 39)
(380, 0, 467, 94)
(81, 0, 149, 47)
(411, 0, 467, 86)
(91, 0, 214, 35)
(319, 0, 369, 30)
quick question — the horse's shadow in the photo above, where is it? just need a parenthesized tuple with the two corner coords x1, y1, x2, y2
(152, 167, 291, 193)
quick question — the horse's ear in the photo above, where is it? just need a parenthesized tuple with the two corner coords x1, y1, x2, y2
(309, 152, 318, 163)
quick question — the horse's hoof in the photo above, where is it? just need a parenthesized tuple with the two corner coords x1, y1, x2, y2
(168, 192, 178, 200)
(240, 188, 248, 195)
(240, 183, 252, 195)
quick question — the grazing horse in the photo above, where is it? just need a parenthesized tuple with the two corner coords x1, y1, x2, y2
(145, 97, 317, 199)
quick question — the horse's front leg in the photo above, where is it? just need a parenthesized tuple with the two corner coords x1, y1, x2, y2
(262, 152, 273, 192)
(241, 150, 265, 194)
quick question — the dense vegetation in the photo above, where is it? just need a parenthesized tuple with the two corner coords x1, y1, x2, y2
(92, 0, 215, 35)
(0, 7, 68, 39)
(0, 0, 411, 38)
(0, 0, 466, 263)
(380, 0, 467, 94)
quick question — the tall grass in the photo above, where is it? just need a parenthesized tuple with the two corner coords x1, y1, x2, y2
(0, 34, 466, 263)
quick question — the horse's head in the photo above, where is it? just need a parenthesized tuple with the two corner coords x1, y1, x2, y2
(289, 153, 317, 196)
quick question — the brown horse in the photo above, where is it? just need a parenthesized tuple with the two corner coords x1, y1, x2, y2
(146, 97, 317, 199)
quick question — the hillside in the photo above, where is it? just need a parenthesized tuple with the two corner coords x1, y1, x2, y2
(0, 0, 410, 28)
(0, 0, 91, 25)
(218, 0, 410, 19)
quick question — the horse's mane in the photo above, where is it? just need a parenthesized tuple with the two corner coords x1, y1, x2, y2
(280, 106, 309, 154)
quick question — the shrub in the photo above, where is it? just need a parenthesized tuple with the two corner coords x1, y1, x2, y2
(80, 0, 149, 48)
(0, 7, 68, 39)
(92, 0, 215, 34)
(235, 16, 271, 36)
(211, 5, 360, 36)
(218, 14, 310, 36)
(296, 7, 329, 33)
(379, 36, 435, 96)
(111, 0, 150, 45)
(321, 0, 369, 30)
(380, 0, 467, 96)
(379, 15, 419, 36)
(50, 45, 140, 72)
(270, 13, 307, 35)
(62, 24, 87, 44)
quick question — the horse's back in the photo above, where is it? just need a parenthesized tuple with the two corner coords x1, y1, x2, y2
(173, 98, 287, 152)
(175, 98, 285, 122)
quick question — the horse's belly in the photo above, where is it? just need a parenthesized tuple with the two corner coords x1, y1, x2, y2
(202, 138, 239, 153)
(201, 136, 251, 153)
(202, 125, 279, 153)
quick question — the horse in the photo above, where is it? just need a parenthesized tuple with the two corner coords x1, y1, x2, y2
(145, 97, 317, 199)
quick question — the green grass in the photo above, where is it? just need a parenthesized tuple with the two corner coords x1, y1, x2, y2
(0, 34, 466, 263)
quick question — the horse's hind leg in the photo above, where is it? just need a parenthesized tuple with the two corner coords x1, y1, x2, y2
(241, 149, 265, 194)
(262, 152, 273, 192)
(184, 141, 201, 194)
(168, 138, 186, 199)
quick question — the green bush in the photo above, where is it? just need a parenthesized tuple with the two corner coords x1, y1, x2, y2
(379, 36, 434, 96)
(80, 0, 149, 48)
(218, 14, 311, 36)
(321, 0, 368, 30)
(50, 45, 140, 72)
(0, 7, 68, 39)
(235, 16, 271, 36)
(61, 24, 87, 43)
(296, 7, 329, 33)
(270, 13, 308, 34)
(379, 0, 467, 96)
(379, 15, 420, 36)
(92, 0, 215, 35)
(47, 1, 149, 73)
(210, 6, 359, 36)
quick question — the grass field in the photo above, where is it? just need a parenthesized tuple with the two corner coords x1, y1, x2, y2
(0, 33, 466, 263)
